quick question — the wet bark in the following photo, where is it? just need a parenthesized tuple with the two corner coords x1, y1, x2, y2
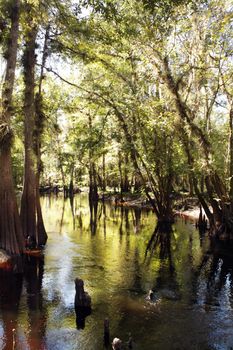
(0, 0, 25, 255)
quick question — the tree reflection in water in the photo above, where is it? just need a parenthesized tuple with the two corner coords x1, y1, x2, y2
(24, 255, 47, 350)
(0, 256, 48, 350)
(0, 271, 23, 350)
(195, 240, 233, 310)
(144, 223, 180, 300)
(75, 307, 92, 330)
(145, 223, 173, 263)
(89, 199, 98, 235)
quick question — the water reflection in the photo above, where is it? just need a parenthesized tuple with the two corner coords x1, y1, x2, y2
(89, 200, 98, 235)
(195, 241, 233, 311)
(24, 256, 47, 349)
(75, 308, 92, 330)
(0, 257, 48, 350)
(0, 194, 232, 349)
(145, 224, 180, 301)
(0, 271, 23, 350)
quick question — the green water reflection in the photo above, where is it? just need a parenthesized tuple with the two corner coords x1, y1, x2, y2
(0, 194, 233, 349)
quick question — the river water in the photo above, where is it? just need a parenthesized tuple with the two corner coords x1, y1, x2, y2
(0, 194, 233, 350)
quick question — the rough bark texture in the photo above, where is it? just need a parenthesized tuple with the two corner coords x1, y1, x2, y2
(0, 0, 25, 255)
(33, 27, 50, 245)
(20, 18, 47, 247)
(21, 25, 38, 243)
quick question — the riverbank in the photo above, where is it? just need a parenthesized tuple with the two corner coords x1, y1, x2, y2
(174, 207, 201, 222)
(100, 192, 202, 223)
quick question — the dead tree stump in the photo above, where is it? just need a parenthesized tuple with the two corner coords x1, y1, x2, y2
(74, 278, 92, 329)
(74, 278, 92, 309)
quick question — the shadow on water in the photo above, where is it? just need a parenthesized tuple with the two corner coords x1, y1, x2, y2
(0, 256, 47, 350)
(24, 255, 47, 349)
(194, 240, 233, 309)
(0, 271, 23, 350)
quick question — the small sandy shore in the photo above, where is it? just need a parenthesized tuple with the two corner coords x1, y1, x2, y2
(175, 207, 201, 222)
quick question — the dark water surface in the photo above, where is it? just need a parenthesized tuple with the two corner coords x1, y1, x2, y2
(0, 194, 233, 350)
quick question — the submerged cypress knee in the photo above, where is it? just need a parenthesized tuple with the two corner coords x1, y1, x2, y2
(74, 278, 92, 308)
(74, 278, 92, 329)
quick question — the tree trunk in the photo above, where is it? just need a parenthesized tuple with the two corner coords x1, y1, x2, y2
(34, 27, 50, 245)
(118, 151, 124, 201)
(123, 153, 130, 192)
(159, 55, 233, 238)
(69, 164, 74, 197)
(0, 0, 25, 255)
(20, 19, 47, 247)
(89, 162, 98, 202)
(102, 152, 106, 193)
(229, 103, 233, 201)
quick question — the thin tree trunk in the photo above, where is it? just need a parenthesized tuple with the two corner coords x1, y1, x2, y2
(0, 0, 24, 255)
(229, 104, 233, 200)
(118, 151, 124, 201)
(88, 113, 98, 202)
(69, 163, 74, 197)
(102, 152, 106, 193)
